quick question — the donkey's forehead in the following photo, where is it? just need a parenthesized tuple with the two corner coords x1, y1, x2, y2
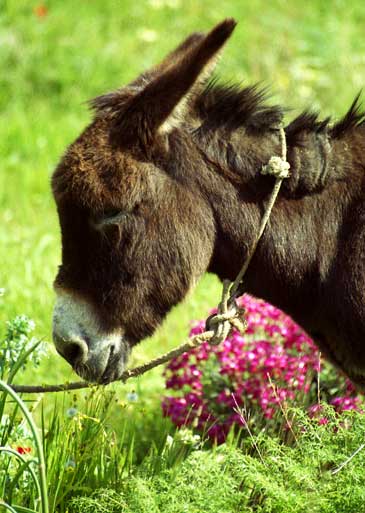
(52, 120, 156, 210)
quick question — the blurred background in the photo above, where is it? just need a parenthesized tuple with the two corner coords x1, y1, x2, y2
(1, 0, 365, 388)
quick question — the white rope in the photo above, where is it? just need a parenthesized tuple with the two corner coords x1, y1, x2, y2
(229, 126, 289, 300)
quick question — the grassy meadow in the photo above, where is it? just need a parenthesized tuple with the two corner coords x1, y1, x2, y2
(2, 0, 365, 511)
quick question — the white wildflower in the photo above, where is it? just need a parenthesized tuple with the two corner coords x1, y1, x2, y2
(126, 391, 138, 402)
(66, 407, 78, 418)
(65, 458, 76, 471)
(165, 435, 174, 448)
(174, 427, 201, 447)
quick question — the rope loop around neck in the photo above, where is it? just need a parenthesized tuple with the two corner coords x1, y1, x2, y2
(205, 127, 290, 346)
(228, 126, 289, 301)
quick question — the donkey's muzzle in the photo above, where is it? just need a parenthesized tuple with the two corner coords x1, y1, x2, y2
(53, 330, 130, 384)
(52, 289, 130, 383)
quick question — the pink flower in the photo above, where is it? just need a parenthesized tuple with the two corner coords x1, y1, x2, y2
(162, 294, 365, 442)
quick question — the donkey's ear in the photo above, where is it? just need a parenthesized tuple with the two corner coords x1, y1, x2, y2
(118, 18, 237, 149)
(132, 32, 206, 85)
(89, 32, 206, 116)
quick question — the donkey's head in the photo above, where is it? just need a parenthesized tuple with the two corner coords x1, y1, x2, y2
(52, 19, 236, 383)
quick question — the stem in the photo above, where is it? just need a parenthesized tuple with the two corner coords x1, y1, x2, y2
(5, 506, 38, 513)
(0, 448, 41, 506)
(0, 501, 19, 513)
(6, 340, 43, 386)
(0, 382, 49, 513)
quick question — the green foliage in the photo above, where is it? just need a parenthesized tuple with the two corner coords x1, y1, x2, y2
(0, 380, 49, 513)
(0, 314, 47, 381)
(68, 409, 365, 513)
(43, 389, 133, 512)
(3, 315, 365, 512)
(0, 314, 49, 512)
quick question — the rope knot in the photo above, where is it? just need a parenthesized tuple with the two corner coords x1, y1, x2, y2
(206, 281, 247, 346)
(261, 155, 290, 179)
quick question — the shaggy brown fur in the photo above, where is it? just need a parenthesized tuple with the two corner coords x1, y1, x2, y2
(52, 19, 365, 388)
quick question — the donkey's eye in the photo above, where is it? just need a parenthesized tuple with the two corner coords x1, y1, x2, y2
(102, 208, 122, 221)
(91, 209, 128, 229)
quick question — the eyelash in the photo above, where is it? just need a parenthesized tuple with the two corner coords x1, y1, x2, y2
(91, 210, 127, 230)
(102, 211, 128, 224)
(92, 203, 141, 229)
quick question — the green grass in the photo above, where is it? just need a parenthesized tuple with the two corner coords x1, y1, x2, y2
(2, 0, 365, 511)
(66, 407, 365, 513)
(4, 363, 365, 513)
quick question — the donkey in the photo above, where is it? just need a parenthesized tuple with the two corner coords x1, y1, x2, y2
(52, 19, 365, 388)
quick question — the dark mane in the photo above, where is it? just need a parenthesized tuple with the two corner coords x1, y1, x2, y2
(331, 92, 365, 137)
(194, 79, 283, 131)
(90, 79, 365, 147)
(285, 111, 330, 145)
(196, 83, 365, 143)
(285, 92, 365, 145)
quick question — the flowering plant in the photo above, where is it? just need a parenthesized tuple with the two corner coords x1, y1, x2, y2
(0, 314, 47, 380)
(0, 294, 49, 509)
(162, 295, 364, 442)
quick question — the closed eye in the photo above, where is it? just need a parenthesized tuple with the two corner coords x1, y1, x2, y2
(91, 210, 129, 229)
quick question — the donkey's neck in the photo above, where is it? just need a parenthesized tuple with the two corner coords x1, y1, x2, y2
(195, 125, 361, 332)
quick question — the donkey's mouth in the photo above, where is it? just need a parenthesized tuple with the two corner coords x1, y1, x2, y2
(99, 343, 131, 384)
(73, 339, 131, 385)
(53, 328, 131, 384)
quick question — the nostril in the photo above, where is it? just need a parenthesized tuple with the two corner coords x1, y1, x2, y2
(58, 340, 88, 366)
